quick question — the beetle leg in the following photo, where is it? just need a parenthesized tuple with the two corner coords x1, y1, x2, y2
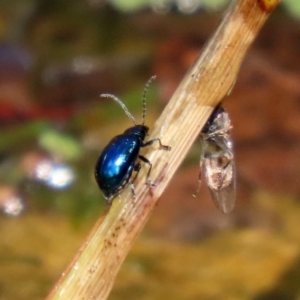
(129, 163, 141, 198)
(138, 155, 156, 186)
(142, 138, 171, 151)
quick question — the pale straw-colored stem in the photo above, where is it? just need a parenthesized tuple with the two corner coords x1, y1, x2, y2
(46, 0, 280, 299)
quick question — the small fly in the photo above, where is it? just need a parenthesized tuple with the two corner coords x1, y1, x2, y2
(194, 105, 236, 214)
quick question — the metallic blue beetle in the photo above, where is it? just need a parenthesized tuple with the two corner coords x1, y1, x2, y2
(95, 76, 171, 203)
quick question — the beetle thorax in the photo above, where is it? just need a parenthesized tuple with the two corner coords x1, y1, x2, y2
(123, 125, 149, 140)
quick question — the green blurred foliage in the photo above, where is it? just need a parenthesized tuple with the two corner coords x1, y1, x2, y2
(107, 0, 300, 17)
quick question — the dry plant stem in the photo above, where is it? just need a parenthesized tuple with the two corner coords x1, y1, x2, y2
(46, 0, 280, 299)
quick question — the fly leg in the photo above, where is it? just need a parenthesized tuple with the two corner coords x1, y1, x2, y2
(206, 125, 232, 139)
(193, 155, 204, 197)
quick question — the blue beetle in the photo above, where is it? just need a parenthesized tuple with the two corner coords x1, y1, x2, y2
(95, 76, 171, 203)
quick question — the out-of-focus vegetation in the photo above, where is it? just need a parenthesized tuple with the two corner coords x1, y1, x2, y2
(107, 0, 300, 16)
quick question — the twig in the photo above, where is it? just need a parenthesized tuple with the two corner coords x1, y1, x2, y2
(46, 0, 280, 299)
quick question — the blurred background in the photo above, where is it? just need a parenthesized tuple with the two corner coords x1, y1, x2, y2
(0, 0, 300, 299)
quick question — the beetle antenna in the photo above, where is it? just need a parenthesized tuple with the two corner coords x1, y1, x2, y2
(142, 75, 156, 125)
(100, 93, 137, 125)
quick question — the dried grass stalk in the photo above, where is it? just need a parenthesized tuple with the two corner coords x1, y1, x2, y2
(46, 0, 280, 299)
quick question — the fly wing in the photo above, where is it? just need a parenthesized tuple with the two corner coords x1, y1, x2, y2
(202, 138, 236, 214)
(207, 162, 236, 214)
